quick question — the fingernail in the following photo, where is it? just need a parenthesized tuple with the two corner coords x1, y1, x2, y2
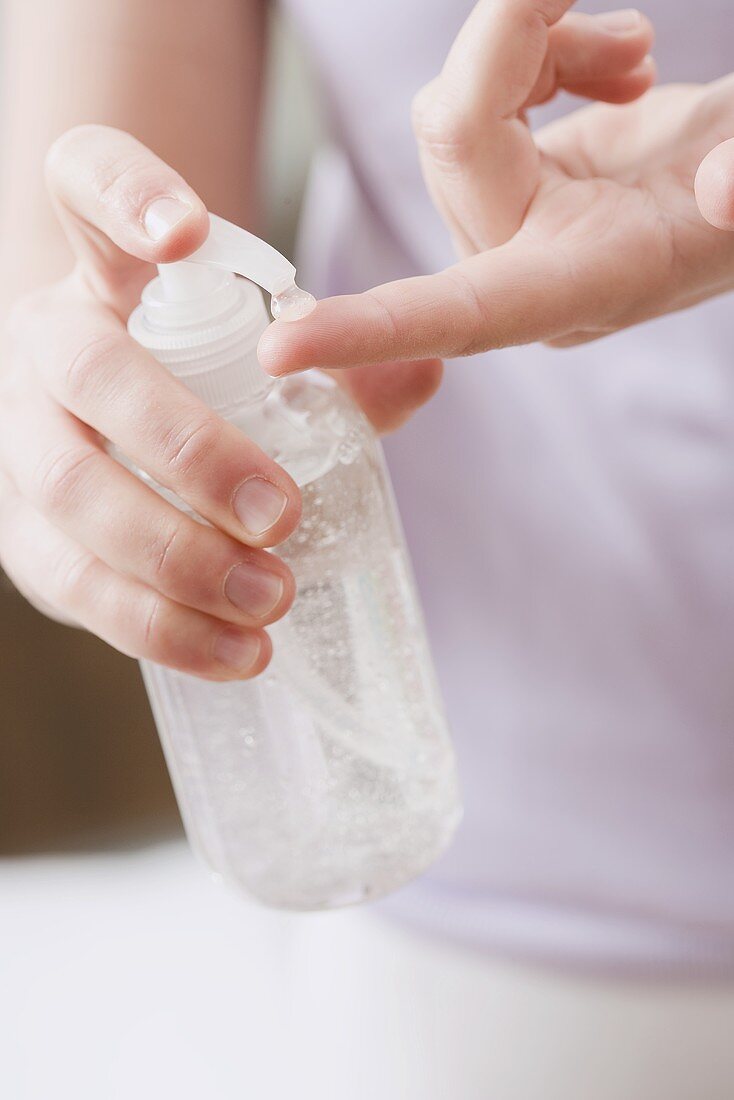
(598, 9, 642, 33)
(225, 562, 284, 618)
(213, 628, 262, 673)
(143, 196, 192, 240)
(233, 477, 288, 538)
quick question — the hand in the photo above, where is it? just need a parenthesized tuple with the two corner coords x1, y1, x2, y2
(0, 125, 301, 681)
(259, 2, 734, 417)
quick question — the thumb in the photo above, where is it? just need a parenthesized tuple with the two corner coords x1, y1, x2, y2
(258, 237, 592, 375)
(45, 124, 209, 315)
(695, 138, 734, 230)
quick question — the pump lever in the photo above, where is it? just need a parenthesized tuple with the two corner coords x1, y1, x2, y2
(186, 214, 297, 296)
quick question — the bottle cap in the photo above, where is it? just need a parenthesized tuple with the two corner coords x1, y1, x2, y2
(127, 215, 301, 411)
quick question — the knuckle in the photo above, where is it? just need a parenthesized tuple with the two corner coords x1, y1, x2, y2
(52, 544, 98, 608)
(95, 151, 159, 216)
(45, 124, 108, 174)
(443, 268, 493, 357)
(412, 89, 475, 166)
(33, 443, 99, 517)
(157, 412, 221, 481)
(44, 124, 125, 191)
(62, 331, 128, 404)
(142, 590, 166, 648)
(44, 126, 92, 183)
(149, 519, 190, 585)
(363, 287, 401, 352)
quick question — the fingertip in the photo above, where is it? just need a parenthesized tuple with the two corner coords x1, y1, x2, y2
(554, 9, 655, 71)
(695, 139, 734, 230)
(240, 628, 273, 680)
(241, 628, 273, 680)
(609, 54, 657, 100)
(259, 290, 397, 376)
(211, 626, 272, 680)
(334, 358, 444, 434)
(571, 54, 656, 104)
(257, 319, 313, 377)
(637, 53, 657, 86)
(533, 10, 656, 110)
(404, 357, 444, 407)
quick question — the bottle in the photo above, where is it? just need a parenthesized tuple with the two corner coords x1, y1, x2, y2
(127, 214, 462, 910)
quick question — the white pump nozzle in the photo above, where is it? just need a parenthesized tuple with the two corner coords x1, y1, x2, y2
(157, 214, 297, 302)
(130, 213, 313, 411)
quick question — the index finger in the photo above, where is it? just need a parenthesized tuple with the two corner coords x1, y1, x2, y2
(258, 242, 577, 373)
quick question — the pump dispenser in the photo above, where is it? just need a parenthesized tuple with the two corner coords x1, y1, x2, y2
(127, 214, 461, 910)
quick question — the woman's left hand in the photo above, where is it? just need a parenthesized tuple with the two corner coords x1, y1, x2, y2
(259, 1, 734, 430)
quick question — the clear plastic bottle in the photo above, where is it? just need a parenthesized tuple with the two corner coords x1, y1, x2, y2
(127, 215, 461, 910)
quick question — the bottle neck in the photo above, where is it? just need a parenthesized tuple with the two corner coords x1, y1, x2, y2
(127, 270, 273, 414)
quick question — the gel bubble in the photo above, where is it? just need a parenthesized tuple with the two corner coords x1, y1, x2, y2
(271, 283, 317, 322)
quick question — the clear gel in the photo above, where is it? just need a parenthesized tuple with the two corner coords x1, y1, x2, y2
(271, 284, 317, 322)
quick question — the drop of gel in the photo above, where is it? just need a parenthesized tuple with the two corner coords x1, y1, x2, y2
(271, 283, 317, 322)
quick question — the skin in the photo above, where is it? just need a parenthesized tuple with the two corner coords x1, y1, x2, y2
(259, 3, 734, 375)
(1, 0, 733, 679)
(0, 0, 296, 681)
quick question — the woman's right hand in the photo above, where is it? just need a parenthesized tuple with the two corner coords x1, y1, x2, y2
(0, 125, 301, 681)
(261, 3, 734, 406)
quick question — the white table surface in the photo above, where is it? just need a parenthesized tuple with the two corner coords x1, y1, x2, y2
(1, 841, 314, 1100)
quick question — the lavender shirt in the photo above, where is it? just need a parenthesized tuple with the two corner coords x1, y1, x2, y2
(285, 0, 734, 973)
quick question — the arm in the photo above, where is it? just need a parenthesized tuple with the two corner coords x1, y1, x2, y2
(0, 0, 266, 301)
